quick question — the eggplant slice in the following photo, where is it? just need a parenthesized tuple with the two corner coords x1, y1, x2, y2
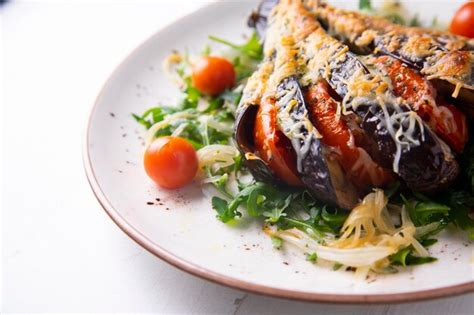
(302, 0, 474, 108)
(248, 0, 279, 41)
(234, 75, 359, 209)
(237, 0, 461, 211)
(275, 76, 358, 209)
(234, 101, 279, 184)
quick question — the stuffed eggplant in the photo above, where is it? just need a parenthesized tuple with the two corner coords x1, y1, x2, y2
(236, 0, 462, 209)
(300, 0, 474, 112)
(302, 0, 474, 52)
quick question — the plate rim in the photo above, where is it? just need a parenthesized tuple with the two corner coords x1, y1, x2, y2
(83, 1, 474, 304)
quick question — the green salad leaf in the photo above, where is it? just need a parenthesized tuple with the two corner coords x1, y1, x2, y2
(209, 32, 263, 61)
(390, 247, 437, 267)
(359, 0, 372, 11)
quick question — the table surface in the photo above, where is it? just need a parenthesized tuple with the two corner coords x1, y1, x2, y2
(2, 0, 473, 313)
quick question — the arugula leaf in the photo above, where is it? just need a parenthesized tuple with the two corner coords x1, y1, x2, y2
(212, 196, 241, 223)
(333, 263, 343, 271)
(219, 88, 242, 112)
(390, 247, 411, 267)
(280, 217, 326, 240)
(211, 183, 337, 239)
(306, 252, 318, 263)
(385, 181, 401, 199)
(211, 182, 284, 222)
(383, 13, 406, 25)
(359, 0, 372, 11)
(390, 247, 437, 267)
(409, 14, 421, 27)
(209, 33, 263, 60)
(415, 201, 450, 223)
(406, 256, 437, 265)
(271, 236, 283, 250)
(202, 44, 211, 56)
(321, 207, 348, 232)
(401, 194, 450, 227)
(179, 86, 201, 109)
(132, 106, 176, 129)
(263, 195, 291, 223)
(420, 239, 438, 247)
(132, 113, 152, 129)
(447, 190, 474, 238)
(232, 57, 256, 81)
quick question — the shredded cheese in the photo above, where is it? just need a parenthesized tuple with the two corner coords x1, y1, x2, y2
(266, 190, 429, 273)
(452, 82, 462, 98)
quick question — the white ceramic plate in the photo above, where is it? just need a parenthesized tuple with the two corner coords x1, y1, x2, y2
(85, 0, 474, 303)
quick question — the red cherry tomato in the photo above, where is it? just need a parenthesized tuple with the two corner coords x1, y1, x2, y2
(450, 2, 474, 38)
(192, 56, 236, 96)
(144, 136, 198, 189)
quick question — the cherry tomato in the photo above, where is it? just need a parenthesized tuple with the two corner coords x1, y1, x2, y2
(192, 56, 236, 96)
(450, 2, 474, 38)
(306, 81, 393, 188)
(254, 97, 302, 186)
(144, 136, 198, 189)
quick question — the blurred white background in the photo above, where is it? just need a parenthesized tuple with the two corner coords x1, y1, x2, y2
(1, 0, 473, 313)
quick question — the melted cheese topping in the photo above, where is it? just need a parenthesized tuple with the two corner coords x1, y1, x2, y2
(266, 189, 429, 272)
(257, 0, 430, 174)
(400, 35, 436, 59)
(341, 66, 425, 173)
(275, 83, 321, 171)
(303, 0, 474, 91)
(306, 0, 471, 52)
(423, 50, 473, 89)
(241, 61, 274, 107)
(262, 0, 323, 171)
(355, 30, 378, 47)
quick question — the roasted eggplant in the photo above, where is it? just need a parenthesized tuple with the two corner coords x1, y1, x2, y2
(303, 0, 474, 52)
(242, 1, 361, 209)
(234, 100, 278, 184)
(275, 76, 359, 209)
(234, 60, 282, 184)
(366, 55, 468, 153)
(304, 80, 394, 189)
(235, 76, 360, 209)
(237, 0, 462, 209)
(248, 0, 279, 41)
(302, 0, 474, 109)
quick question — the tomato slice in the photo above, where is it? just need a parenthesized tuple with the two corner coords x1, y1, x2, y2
(305, 81, 393, 189)
(373, 56, 468, 153)
(254, 97, 302, 186)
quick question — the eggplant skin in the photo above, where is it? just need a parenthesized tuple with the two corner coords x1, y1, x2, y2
(353, 102, 460, 193)
(248, 0, 279, 40)
(276, 76, 358, 209)
(307, 35, 460, 193)
(233, 101, 281, 184)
